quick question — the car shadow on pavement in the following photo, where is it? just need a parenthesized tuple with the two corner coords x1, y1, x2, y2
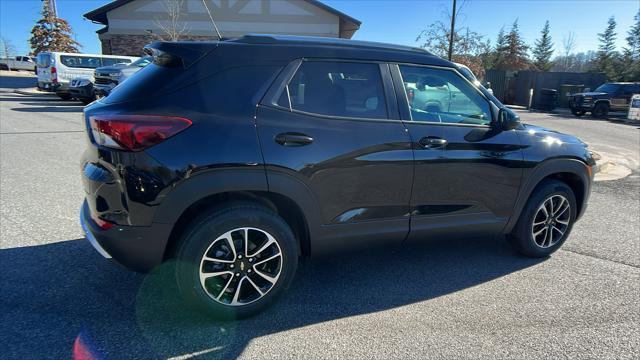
(11, 106, 84, 113)
(1, 235, 544, 359)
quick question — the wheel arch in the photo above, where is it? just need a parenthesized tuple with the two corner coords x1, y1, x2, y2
(504, 158, 592, 234)
(156, 169, 318, 261)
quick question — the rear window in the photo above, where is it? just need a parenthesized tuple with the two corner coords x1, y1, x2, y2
(278, 61, 388, 120)
(102, 58, 132, 66)
(60, 55, 102, 69)
(36, 53, 51, 68)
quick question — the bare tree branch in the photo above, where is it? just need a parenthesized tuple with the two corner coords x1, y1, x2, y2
(153, 0, 190, 42)
(562, 32, 576, 70)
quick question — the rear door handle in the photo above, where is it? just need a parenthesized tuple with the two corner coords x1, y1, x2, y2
(419, 136, 448, 149)
(275, 132, 314, 146)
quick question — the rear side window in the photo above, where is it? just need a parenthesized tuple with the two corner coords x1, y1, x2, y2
(278, 61, 387, 119)
(102, 58, 132, 66)
(60, 56, 102, 69)
(622, 85, 640, 95)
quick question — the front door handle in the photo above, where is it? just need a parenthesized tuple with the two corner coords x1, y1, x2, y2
(419, 136, 448, 149)
(275, 132, 314, 147)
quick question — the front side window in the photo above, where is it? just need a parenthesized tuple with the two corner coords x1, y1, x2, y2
(400, 65, 491, 125)
(278, 61, 387, 120)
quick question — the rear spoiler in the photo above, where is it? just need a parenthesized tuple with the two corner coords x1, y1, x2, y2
(143, 41, 219, 68)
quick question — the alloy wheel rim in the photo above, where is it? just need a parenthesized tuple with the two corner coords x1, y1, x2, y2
(531, 194, 571, 248)
(199, 227, 283, 306)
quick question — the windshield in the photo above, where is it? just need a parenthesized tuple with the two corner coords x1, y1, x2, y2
(594, 83, 620, 93)
(131, 56, 152, 68)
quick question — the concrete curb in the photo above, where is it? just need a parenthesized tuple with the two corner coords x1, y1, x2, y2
(590, 150, 632, 181)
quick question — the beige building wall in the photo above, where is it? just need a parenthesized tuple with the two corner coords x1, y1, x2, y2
(99, 0, 346, 55)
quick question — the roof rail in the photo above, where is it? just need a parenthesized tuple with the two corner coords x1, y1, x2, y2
(235, 34, 434, 56)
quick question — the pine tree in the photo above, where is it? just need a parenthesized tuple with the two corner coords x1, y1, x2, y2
(29, 1, 81, 55)
(596, 16, 619, 80)
(496, 20, 530, 71)
(621, 9, 640, 81)
(533, 21, 554, 71)
(492, 26, 507, 68)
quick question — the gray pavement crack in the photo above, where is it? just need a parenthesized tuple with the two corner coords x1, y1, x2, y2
(560, 248, 640, 269)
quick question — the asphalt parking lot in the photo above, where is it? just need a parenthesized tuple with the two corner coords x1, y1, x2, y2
(1, 79, 638, 359)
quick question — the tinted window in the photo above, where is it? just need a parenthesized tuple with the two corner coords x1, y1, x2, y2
(36, 53, 51, 67)
(621, 85, 640, 95)
(102, 58, 132, 66)
(60, 56, 102, 69)
(131, 56, 152, 67)
(399, 65, 491, 125)
(279, 61, 387, 119)
(594, 83, 620, 93)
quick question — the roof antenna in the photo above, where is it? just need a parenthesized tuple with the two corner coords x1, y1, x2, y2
(201, 0, 222, 40)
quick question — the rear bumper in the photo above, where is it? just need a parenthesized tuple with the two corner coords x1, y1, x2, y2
(80, 200, 173, 273)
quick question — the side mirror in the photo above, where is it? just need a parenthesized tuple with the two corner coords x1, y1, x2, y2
(498, 107, 520, 131)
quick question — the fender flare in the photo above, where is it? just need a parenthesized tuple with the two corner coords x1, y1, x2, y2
(153, 167, 321, 242)
(153, 168, 269, 224)
(503, 158, 591, 233)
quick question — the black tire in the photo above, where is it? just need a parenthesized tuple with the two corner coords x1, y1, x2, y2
(571, 109, 585, 117)
(174, 202, 298, 319)
(508, 180, 577, 258)
(57, 93, 72, 101)
(80, 98, 93, 105)
(592, 102, 609, 119)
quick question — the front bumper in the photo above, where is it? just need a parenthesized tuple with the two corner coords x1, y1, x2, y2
(94, 83, 117, 96)
(69, 83, 94, 100)
(569, 99, 593, 111)
(80, 200, 173, 272)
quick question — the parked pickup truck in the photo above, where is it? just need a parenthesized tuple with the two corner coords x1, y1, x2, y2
(0, 56, 36, 71)
(569, 82, 640, 118)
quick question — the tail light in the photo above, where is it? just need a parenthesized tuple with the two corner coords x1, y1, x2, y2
(51, 66, 57, 83)
(89, 115, 192, 151)
(91, 214, 115, 230)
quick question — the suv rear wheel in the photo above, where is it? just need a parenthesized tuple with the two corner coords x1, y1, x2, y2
(592, 102, 609, 118)
(508, 180, 576, 258)
(175, 203, 298, 319)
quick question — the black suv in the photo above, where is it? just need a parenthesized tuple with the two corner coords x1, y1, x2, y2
(81, 35, 594, 318)
(569, 82, 640, 118)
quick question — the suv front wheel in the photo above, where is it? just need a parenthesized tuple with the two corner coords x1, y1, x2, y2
(508, 180, 577, 257)
(175, 203, 298, 319)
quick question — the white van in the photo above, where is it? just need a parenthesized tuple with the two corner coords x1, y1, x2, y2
(35, 52, 138, 100)
(628, 94, 640, 121)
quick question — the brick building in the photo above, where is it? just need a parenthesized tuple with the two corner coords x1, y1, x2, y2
(84, 0, 361, 56)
